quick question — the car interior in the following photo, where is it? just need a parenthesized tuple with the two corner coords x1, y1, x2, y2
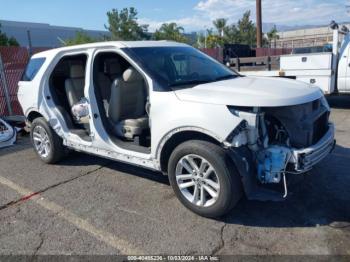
(49, 54, 92, 141)
(49, 52, 151, 152)
(93, 52, 151, 152)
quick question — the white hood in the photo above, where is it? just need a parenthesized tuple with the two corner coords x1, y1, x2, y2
(174, 76, 323, 107)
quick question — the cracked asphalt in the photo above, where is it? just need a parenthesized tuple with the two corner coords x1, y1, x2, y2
(0, 96, 349, 255)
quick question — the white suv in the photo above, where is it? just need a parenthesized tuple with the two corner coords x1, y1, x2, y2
(18, 41, 335, 217)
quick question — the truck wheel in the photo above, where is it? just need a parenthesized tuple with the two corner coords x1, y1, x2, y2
(168, 140, 243, 218)
(30, 117, 66, 164)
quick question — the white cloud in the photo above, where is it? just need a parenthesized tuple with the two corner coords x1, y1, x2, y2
(194, 0, 347, 25)
(139, 16, 209, 32)
(140, 0, 348, 32)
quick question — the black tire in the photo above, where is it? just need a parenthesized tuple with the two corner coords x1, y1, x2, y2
(30, 117, 66, 164)
(168, 140, 243, 218)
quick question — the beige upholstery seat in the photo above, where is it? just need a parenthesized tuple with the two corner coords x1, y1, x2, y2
(108, 59, 123, 81)
(64, 65, 89, 124)
(96, 59, 122, 113)
(108, 68, 148, 139)
(65, 64, 85, 107)
(97, 60, 122, 100)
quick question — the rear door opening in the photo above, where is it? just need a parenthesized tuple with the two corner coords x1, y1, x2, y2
(49, 54, 91, 141)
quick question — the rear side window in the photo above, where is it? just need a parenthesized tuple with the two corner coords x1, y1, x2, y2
(21, 57, 46, 81)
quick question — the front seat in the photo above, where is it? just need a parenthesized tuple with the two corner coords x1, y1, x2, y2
(65, 64, 85, 107)
(108, 67, 148, 139)
(97, 59, 123, 101)
(96, 59, 122, 113)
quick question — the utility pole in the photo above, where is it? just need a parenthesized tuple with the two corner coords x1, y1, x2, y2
(256, 0, 263, 48)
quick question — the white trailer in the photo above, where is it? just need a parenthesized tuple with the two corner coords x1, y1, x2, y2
(240, 22, 350, 95)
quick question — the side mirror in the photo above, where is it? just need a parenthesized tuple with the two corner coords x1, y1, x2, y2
(330, 20, 339, 30)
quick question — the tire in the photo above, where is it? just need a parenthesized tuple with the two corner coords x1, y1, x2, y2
(168, 140, 243, 218)
(30, 117, 66, 164)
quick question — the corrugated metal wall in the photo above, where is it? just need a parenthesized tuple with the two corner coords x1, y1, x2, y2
(200, 48, 224, 63)
(0, 47, 48, 116)
(255, 47, 292, 57)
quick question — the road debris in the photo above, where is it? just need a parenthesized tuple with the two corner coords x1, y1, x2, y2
(0, 118, 17, 148)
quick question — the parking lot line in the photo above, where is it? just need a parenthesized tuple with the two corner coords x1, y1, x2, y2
(0, 175, 142, 254)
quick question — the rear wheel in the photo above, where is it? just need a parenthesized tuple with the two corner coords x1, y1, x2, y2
(168, 140, 243, 218)
(30, 117, 66, 164)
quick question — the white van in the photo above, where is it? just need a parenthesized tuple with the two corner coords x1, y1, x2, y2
(18, 41, 335, 217)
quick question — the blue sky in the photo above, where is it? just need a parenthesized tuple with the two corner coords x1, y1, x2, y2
(0, 0, 348, 32)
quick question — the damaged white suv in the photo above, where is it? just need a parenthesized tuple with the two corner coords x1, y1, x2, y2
(18, 41, 335, 217)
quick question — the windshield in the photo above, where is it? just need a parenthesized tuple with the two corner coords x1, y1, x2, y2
(123, 46, 238, 91)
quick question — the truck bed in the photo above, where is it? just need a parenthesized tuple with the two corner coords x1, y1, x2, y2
(237, 53, 334, 94)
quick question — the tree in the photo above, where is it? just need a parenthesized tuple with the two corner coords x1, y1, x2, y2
(213, 18, 228, 37)
(267, 25, 279, 48)
(206, 34, 221, 48)
(236, 11, 256, 46)
(154, 23, 188, 43)
(65, 31, 99, 46)
(202, 12, 257, 47)
(0, 23, 19, 46)
(105, 7, 148, 40)
(223, 24, 239, 44)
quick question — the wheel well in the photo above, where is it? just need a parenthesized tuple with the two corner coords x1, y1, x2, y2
(159, 131, 221, 173)
(27, 111, 43, 124)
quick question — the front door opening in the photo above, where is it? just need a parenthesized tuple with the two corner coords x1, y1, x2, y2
(93, 52, 151, 153)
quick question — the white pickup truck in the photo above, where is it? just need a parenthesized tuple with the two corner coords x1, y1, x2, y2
(242, 21, 350, 95)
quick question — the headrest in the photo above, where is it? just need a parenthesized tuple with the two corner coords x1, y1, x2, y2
(105, 59, 122, 75)
(70, 64, 85, 78)
(123, 68, 143, 82)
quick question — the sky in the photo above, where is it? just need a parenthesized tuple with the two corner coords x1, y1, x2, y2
(0, 0, 348, 32)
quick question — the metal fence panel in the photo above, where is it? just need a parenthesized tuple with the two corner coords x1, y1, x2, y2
(200, 48, 224, 63)
(0, 47, 49, 117)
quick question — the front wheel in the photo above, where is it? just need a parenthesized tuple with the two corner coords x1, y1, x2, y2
(168, 140, 243, 218)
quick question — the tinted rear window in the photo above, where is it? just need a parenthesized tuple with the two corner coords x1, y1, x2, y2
(21, 58, 46, 81)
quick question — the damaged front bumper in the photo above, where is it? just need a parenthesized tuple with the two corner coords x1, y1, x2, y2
(227, 123, 335, 201)
(290, 123, 335, 173)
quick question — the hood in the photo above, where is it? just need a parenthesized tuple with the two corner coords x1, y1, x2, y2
(174, 76, 323, 107)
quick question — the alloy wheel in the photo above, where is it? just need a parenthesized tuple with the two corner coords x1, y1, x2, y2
(32, 126, 51, 158)
(175, 154, 220, 207)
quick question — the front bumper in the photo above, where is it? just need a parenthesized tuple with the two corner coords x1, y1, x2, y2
(291, 123, 335, 172)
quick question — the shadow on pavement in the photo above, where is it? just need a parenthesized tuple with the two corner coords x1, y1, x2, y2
(105, 161, 169, 185)
(0, 134, 32, 157)
(59, 151, 169, 185)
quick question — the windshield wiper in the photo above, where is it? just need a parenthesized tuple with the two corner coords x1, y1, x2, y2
(214, 75, 237, 81)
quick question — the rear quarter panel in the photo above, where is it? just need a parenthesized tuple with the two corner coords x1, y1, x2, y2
(17, 54, 53, 119)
